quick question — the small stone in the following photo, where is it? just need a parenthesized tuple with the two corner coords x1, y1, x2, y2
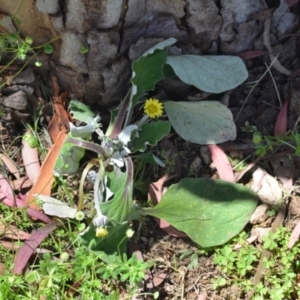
(36, 0, 60, 14)
(200, 146, 211, 165)
(251, 227, 271, 243)
(189, 156, 202, 173)
(252, 168, 282, 206)
(11, 68, 35, 85)
(250, 204, 269, 224)
(2, 91, 28, 110)
(3, 85, 34, 95)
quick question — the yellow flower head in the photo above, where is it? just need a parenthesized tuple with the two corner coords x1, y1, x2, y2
(144, 98, 163, 118)
(96, 226, 109, 237)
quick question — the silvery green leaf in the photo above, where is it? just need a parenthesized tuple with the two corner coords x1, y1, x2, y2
(166, 55, 248, 93)
(141, 37, 177, 57)
(118, 124, 138, 146)
(36, 195, 77, 218)
(69, 100, 96, 124)
(165, 101, 236, 144)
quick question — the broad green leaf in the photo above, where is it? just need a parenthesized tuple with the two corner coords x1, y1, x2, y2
(166, 55, 248, 93)
(130, 121, 171, 152)
(69, 100, 95, 124)
(80, 158, 142, 254)
(55, 141, 85, 175)
(100, 158, 141, 223)
(131, 153, 165, 167)
(144, 178, 258, 247)
(80, 222, 129, 254)
(130, 38, 177, 107)
(164, 101, 236, 144)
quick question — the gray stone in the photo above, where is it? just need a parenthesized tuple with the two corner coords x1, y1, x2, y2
(146, 0, 185, 21)
(86, 0, 122, 29)
(36, 0, 59, 14)
(128, 37, 163, 61)
(60, 33, 88, 74)
(11, 68, 35, 85)
(55, 65, 87, 99)
(65, 0, 87, 33)
(220, 0, 267, 24)
(251, 227, 271, 243)
(125, 0, 146, 28)
(186, 0, 222, 40)
(252, 168, 282, 206)
(250, 204, 269, 224)
(2, 91, 28, 110)
(271, 0, 298, 37)
(3, 85, 34, 95)
(0, 13, 17, 34)
(87, 30, 119, 72)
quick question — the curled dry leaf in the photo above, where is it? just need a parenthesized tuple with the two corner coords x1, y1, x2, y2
(237, 50, 267, 61)
(263, 19, 292, 76)
(22, 132, 40, 185)
(274, 100, 289, 136)
(14, 220, 61, 274)
(26, 130, 67, 210)
(208, 144, 235, 182)
(148, 174, 187, 238)
(0, 153, 20, 179)
(0, 221, 30, 240)
(288, 219, 300, 249)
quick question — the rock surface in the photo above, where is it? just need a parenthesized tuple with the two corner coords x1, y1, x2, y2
(0, 0, 298, 105)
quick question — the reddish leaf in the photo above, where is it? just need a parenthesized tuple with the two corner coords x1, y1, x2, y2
(0, 262, 5, 275)
(22, 132, 41, 184)
(237, 50, 267, 61)
(26, 207, 52, 223)
(0, 176, 16, 206)
(285, 0, 298, 7)
(10, 177, 32, 190)
(208, 144, 235, 182)
(0, 154, 20, 179)
(0, 221, 30, 240)
(1, 240, 21, 251)
(14, 221, 61, 274)
(288, 219, 300, 249)
(274, 100, 289, 136)
(26, 130, 67, 209)
(148, 174, 187, 237)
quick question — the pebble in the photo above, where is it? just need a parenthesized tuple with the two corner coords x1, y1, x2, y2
(250, 204, 269, 224)
(1, 91, 28, 110)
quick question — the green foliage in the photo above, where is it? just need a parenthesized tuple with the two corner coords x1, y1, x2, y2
(0, 23, 58, 85)
(253, 130, 300, 157)
(213, 228, 300, 299)
(144, 178, 258, 247)
(164, 100, 236, 144)
(166, 54, 248, 93)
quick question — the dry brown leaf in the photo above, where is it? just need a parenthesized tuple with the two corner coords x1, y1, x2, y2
(263, 18, 292, 76)
(26, 130, 67, 209)
(22, 132, 41, 185)
(0, 262, 5, 275)
(288, 219, 300, 249)
(0, 153, 20, 179)
(10, 177, 32, 190)
(0, 221, 30, 240)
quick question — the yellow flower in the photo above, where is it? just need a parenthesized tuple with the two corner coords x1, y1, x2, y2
(144, 98, 164, 118)
(96, 226, 108, 237)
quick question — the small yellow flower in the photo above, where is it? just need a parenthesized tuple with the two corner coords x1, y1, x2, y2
(144, 98, 164, 118)
(96, 226, 109, 237)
